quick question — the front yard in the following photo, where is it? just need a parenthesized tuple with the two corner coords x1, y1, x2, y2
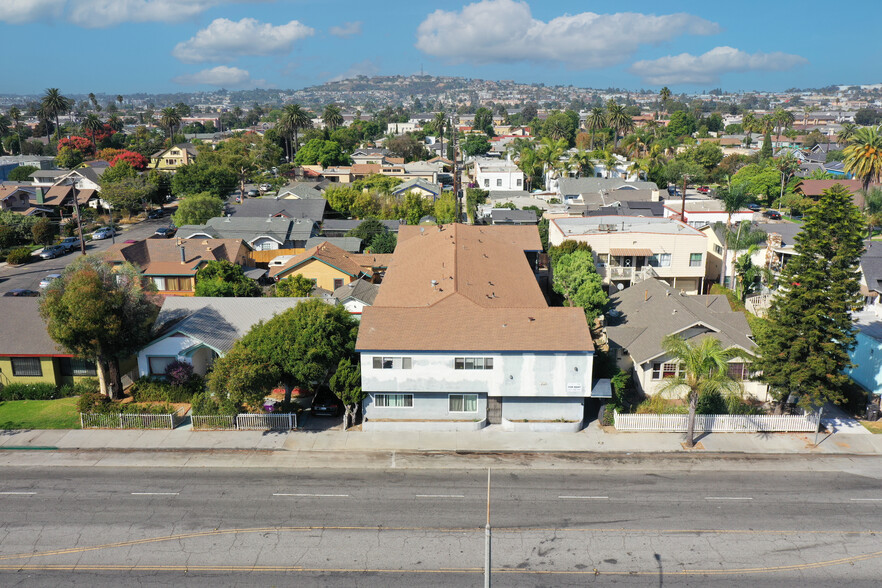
(861, 420, 882, 434)
(0, 397, 80, 429)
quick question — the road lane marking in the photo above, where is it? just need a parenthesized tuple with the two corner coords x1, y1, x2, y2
(558, 495, 609, 499)
(130, 492, 179, 496)
(415, 494, 464, 498)
(0, 491, 36, 495)
(705, 496, 753, 500)
(273, 493, 349, 497)
(850, 498, 882, 502)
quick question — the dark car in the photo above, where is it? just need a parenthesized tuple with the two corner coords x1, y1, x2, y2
(763, 209, 782, 220)
(154, 226, 176, 238)
(311, 392, 342, 417)
(38, 245, 66, 260)
(147, 209, 165, 219)
(3, 289, 40, 297)
(747, 203, 762, 212)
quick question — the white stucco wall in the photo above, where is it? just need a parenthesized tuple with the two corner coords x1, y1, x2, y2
(363, 391, 488, 421)
(137, 334, 216, 376)
(634, 358, 769, 402)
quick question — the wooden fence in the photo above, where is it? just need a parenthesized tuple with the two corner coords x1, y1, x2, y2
(613, 411, 819, 433)
(248, 248, 304, 265)
(191, 413, 298, 431)
(80, 412, 184, 430)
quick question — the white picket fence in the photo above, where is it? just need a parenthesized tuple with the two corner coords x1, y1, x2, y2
(80, 412, 183, 430)
(191, 413, 298, 431)
(613, 411, 819, 433)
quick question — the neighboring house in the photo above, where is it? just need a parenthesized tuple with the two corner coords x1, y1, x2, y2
(0, 298, 97, 387)
(357, 223, 597, 431)
(753, 222, 801, 276)
(663, 200, 754, 228)
(150, 143, 198, 172)
(333, 279, 380, 317)
(105, 238, 251, 295)
(322, 219, 400, 237)
(0, 155, 56, 181)
(390, 178, 443, 200)
(351, 148, 390, 165)
(489, 209, 537, 225)
(606, 277, 766, 400)
(137, 297, 312, 378)
(268, 241, 374, 291)
(859, 242, 882, 311)
(0, 185, 51, 216)
(227, 198, 327, 222)
(277, 181, 329, 200)
(33, 184, 97, 214)
(177, 216, 317, 250)
(555, 177, 660, 205)
(386, 122, 419, 135)
(474, 157, 525, 191)
(847, 310, 882, 398)
(549, 216, 708, 295)
(585, 201, 666, 218)
(304, 237, 363, 253)
(29, 169, 67, 188)
(794, 179, 875, 209)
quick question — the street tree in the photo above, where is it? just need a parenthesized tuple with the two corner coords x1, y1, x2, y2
(329, 358, 363, 429)
(40, 256, 158, 398)
(194, 260, 261, 297)
(101, 176, 156, 216)
(207, 346, 279, 412)
(172, 192, 225, 226)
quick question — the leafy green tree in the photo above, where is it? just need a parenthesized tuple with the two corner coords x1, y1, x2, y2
(293, 138, 348, 166)
(325, 186, 359, 215)
(171, 163, 237, 199)
(551, 249, 608, 322)
(207, 346, 279, 412)
(731, 164, 781, 204)
(275, 274, 315, 297)
(368, 231, 396, 253)
(401, 192, 432, 225)
(658, 335, 743, 448)
(346, 219, 387, 242)
(172, 192, 225, 226)
(31, 217, 55, 245)
(386, 134, 428, 162)
(100, 177, 156, 216)
(759, 130, 773, 159)
(473, 107, 495, 136)
(433, 192, 457, 224)
(350, 192, 381, 219)
(666, 111, 696, 138)
(40, 256, 158, 398)
(55, 146, 84, 169)
(329, 358, 363, 429)
(194, 260, 261, 297)
(686, 141, 724, 171)
(239, 299, 358, 402)
(8, 165, 37, 182)
(755, 184, 865, 411)
(461, 134, 491, 156)
(351, 174, 402, 194)
(100, 160, 139, 184)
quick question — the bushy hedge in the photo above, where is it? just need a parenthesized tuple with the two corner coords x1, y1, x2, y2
(77, 392, 175, 415)
(0, 379, 98, 401)
(190, 391, 239, 416)
(129, 374, 204, 403)
(5, 246, 33, 265)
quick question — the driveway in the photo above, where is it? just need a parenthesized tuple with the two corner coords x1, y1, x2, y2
(0, 215, 174, 294)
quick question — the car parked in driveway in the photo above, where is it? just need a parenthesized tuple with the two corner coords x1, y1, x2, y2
(39, 274, 62, 289)
(763, 209, 782, 220)
(38, 245, 66, 260)
(92, 227, 117, 240)
(311, 392, 342, 417)
(747, 203, 762, 212)
(154, 226, 176, 238)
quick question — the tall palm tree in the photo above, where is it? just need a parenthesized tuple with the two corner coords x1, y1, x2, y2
(658, 334, 744, 448)
(601, 149, 618, 178)
(837, 123, 858, 145)
(41, 88, 72, 141)
(606, 100, 631, 147)
(159, 107, 182, 143)
(717, 185, 750, 287)
(116, 95, 124, 109)
(281, 103, 312, 160)
(8, 106, 22, 155)
(774, 109, 795, 149)
(433, 111, 447, 158)
(82, 113, 104, 150)
(659, 87, 671, 114)
(107, 114, 124, 133)
(322, 104, 343, 131)
(775, 152, 800, 207)
(585, 107, 606, 150)
(0, 115, 10, 153)
(535, 137, 567, 189)
(567, 149, 594, 178)
(844, 126, 882, 192)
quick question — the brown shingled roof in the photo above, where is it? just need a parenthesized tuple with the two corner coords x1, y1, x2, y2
(269, 241, 369, 279)
(351, 164, 382, 175)
(104, 238, 247, 276)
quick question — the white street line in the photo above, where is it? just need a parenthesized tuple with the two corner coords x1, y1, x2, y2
(415, 494, 464, 498)
(850, 498, 882, 502)
(0, 492, 36, 495)
(130, 492, 179, 496)
(559, 495, 609, 499)
(705, 496, 753, 500)
(273, 493, 350, 497)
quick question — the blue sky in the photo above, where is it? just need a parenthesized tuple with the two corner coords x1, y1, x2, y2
(1, 0, 879, 95)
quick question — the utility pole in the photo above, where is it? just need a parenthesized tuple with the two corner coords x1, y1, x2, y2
(68, 178, 87, 255)
(484, 467, 491, 588)
(452, 117, 461, 223)
(679, 173, 691, 223)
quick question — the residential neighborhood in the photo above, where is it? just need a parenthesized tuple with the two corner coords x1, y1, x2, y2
(3, 1, 882, 583)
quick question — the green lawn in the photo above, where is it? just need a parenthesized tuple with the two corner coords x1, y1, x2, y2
(0, 397, 80, 430)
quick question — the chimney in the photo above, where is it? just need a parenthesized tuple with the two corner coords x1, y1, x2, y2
(35, 187, 44, 205)
(644, 289, 648, 302)
(651, 189, 660, 202)
(179, 246, 186, 263)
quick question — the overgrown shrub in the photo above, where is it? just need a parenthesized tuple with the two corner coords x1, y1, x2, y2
(57, 378, 100, 399)
(5, 246, 33, 265)
(0, 382, 58, 401)
(190, 391, 239, 416)
(164, 360, 194, 386)
(696, 390, 727, 415)
(129, 374, 205, 403)
(78, 392, 114, 413)
(77, 391, 176, 415)
(636, 395, 687, 414)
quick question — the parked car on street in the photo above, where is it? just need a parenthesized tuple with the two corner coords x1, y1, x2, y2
(39, 274, 62, 289)
(38, 245, 66, 260)
(154, 226, 176, 238)
(747, 203, 762, 212)
(247, 189, 259, 198)
(696, 186, 710, 194)
(311, 392, 342, 417)
(146, 209, 165, 219)
(259, 183, 271, 192)
(3, 289, 40, 297)
(59, 237, 80, 252)
(763, 209, 782, 220)
(92, 227, 117, 240)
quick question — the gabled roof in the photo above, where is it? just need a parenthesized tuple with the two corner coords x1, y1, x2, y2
(105, 238, 247, 276)
(558, 177, 658, 197)
(278, 182, 326, 199)
(606, 278, 755, 365)
(391, 178, 442, 196)
(269, 241, 369, 279)
(228, 198, 327, 221)
(0, 298, 68, 356)
(150, 297, 311, 354)
(40, 186, 96, 207)
(304, 237, 362, 252)
(151, 143, 198, 158)
(177, 216, 315, 244)
(333, 279, 380, 306)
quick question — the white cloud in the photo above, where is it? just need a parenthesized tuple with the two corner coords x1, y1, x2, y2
(0, 0, 65, 24)
(328, 59, 380, 82)
(173, 17, 314, 63)
(329, 21, 362, 38)
(415, 0, 719, 68)
(172, 65, 265, 87)
(630, 46, 808, 85)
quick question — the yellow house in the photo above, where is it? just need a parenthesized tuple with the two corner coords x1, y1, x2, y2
(268, 241, 372, 291)
(150, 143, 198, 172)
(0, 298, 97, 388)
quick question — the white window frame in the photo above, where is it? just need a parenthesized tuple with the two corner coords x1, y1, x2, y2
(448, 394, 479, 413)
(689, 253, 703, 267)
(650, 253, 672, 268)
(373, 356, 412, 369)
(374, 393, 414, 408)
(148, 356, 177, 377)
(454, 357, 494, 370)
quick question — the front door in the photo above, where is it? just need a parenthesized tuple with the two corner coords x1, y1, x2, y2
(487, 397, 502, 424)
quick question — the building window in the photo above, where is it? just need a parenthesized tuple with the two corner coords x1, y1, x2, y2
(651, 362, 680, 380)
(649, 253, 671, 268)
(372, 357, 412, 369)
(60, 358, 97, 377)
(689, 253, 703, 267)
(714, 244, 723, 255)
(727, 363, 748, 381)
(496, 178, 502, 187)
(454, 357, 494, 370)
(516, 178, 522, 187)
(10, 357, 42, 377)
(148, 356, 176, 376)
(374, 394, 413, 408)
(483, 179, 489, 187)
(449, 394, 478, 413)
(333, 278, 344, 290)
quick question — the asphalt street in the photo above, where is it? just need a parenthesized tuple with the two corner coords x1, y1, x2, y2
(2, 463, 882, 586)
(0, 215, 174, 294)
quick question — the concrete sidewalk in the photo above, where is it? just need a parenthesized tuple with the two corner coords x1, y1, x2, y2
(1, 421, 881, 457)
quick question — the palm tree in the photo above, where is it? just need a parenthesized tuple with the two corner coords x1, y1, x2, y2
(107, 114, 124, 133)
(774, 109, 795, 149)
(8, 106, 21, 155)
(82, 113, 103, 151)
(514, 144, 543, 192)
(844, 125, 882, 192)
(0, 115, 10, 154)
(159, 107, 182, 143)
(659, 87, 671, 114)
(322, 104, 343, 131)
(658, 334, 744, 448)
(585, 107, 606, 150)
(717, 185, 750, 287)
(775, 152, 800, 208)
(606, 100, 632, 147)
(433, 111, 447, 158)
(280, 103, 312, 160)
(116, 95, 124, 109)
(535, 137, 567, 189)
(567, 149, 594, 178)
(41, 88, 73, 141)
(601, 149, 619, 178)
(837, 123, 858, 145)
